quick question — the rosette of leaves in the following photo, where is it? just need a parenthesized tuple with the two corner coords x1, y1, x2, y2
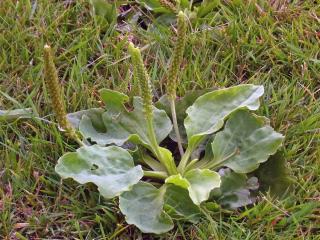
(57, 80, 285, 233)
(134, 0, 220, 26)
(45, 12, 288, 235)
(61, 82, 285, 233)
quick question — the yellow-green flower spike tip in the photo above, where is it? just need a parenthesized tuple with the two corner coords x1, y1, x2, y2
(128, 43, 153, 120)
(167, 11, 187, 99)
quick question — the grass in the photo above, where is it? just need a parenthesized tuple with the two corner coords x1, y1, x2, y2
(0, 0, 319, 239)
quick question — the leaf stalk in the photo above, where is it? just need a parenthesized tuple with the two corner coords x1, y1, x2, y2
(170, 99, 184, 156)
(143, 170, 168, 180)
(177, 145, 192, 173)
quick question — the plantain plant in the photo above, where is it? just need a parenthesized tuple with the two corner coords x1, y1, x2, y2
(44, 11, 286, 234)
(133, 0, 219, 26)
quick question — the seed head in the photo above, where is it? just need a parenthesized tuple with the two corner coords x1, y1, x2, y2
(43, 45, 79, 141)
(128, 43, 153, 120)
(167, 11, 187, 99)
(159, 0, 177, 13)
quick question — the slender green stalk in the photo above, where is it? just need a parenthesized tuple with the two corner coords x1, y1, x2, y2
(147, 118, 178, 175)
(170, 100, 184, 155)
(143, 170, 168, 180)
(177, 145, 192, 173)
(43, 44, 83, 146)
(184, 158, 199, 172)
(146, 119, 164, 161)
(167, 11, 187, 157)
(140, 152, 166, 172)
(204, 149, 240, 170)
(177, 135, 205, 173)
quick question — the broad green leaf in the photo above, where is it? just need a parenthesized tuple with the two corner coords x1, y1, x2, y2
(99, 89, 129, 114)
(158, 147, 178, 175)
(156, 89, 212, 143)
(166, 174, 190, 189)
(217, 169, 248, 193)
(154, 14, 176, 26)
(180, 0, 190, 9)
(131, 148, 166, 171)
(90, 0, 117, 25)
(0, 108, 32, 122)
(166, 169, 221, 205)
(55, 145, 143, 199)
(119, 182, 173, 234)
(253, 152, 293, 197)
(196, 0, 220, 18)
(211, 168, 257, 209)
(164, 185, 201, 223)
(190, 111, 269, 172)
(184, 169, 221, 205)
(136, 0, 171, 13)
(79, 89, 172, 147)
(184, 84, 264, 149)
(191, 136, 215, 169)
(209, 110, 284, 173)
(67, 108, 105, 130)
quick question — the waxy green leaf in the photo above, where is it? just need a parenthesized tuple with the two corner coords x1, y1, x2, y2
(158, 147, 178, 175)
(166, 174, 190, 189)
(196, 0, 220, 18)
(67, 108, 105, 130)
(184, 169, 221, 205)
(166, 169, 221, 205)
(211, 168, 258, 209)
(0, 108, 33, 122)
(136, 0, 172, 13)
(79, 89, 172, 148)
(253, 152, 293, 197)
(184, 85, 264, 149)
(55, 145, 143, 198)
(156, 90, 213, 124)
(210, 110, 284, 173)
(119, 182, 173, 234)
(164, 185, 201, 223)
(90, 0, 117, 25)
(156, 89, 212, 143)
(136, 0, 188, 14)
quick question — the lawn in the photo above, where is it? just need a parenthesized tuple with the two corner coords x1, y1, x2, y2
(0, 0, 319, 239)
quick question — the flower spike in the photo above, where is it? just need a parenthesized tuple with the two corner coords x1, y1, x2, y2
(167, 11, 187, 99)
(128, 42, 153, 120)
(43, 44, 82, 145)
(159, 0, 177, 13)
